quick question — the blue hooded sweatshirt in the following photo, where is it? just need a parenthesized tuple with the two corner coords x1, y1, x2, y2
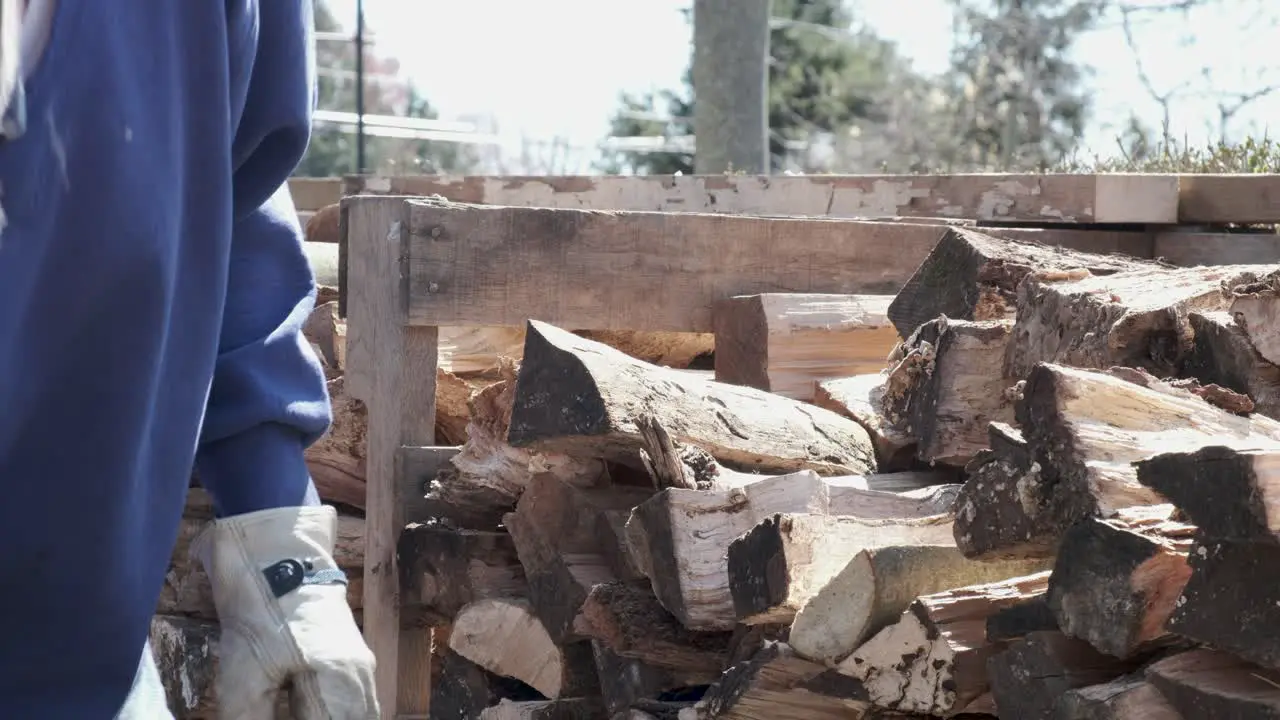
(0, 1, 329, 715)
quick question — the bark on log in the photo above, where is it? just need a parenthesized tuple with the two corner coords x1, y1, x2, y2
(693, 643, 879, 720)
(878, 316, 1015, 466)
(431, 363, 607, 529)
(1046, 505, 1195, 659)
(1135, 445, 1280, 542)
(1183, 311, 1280, 419)
(592, 642, 702, 718)
(580, 581, 731, 682)
(396, 524, 527, 623)
(957, 363, 1280, 560)
(1005, 264, 1266, 379)
(1167, 538, 1280, 670)
(1145, 648, 1280, 719)
(886, 226, 1150, 339)
(431, 649, 542, 720)
(833, 572, 1053, 716)
(728, 508, 968, 627)
(987, 631, 1143, 720)
(508, 320, 876, 475)
(1053, 674, 1183, 720)
(712, 293, 898, 401)
(787, 544, 1050, 664)
(952, 422, 1060, 561)
(813, 374, 917, 471)
(449, 598, 600, 699)
(626, 470, 956, 630)
(505, 475, 652, 642)
(150, 615, 222, 719)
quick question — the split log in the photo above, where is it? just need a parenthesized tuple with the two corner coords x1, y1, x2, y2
(1167, 538, 1280, 670)
(957, 363, 1280, 560)
(1183, 311, 1280, 419)
(508, 320, 876, 475)
(886, 226, 1151, 339)
(434, 367, 480, 445)
(430, 363, 607, 530)
(150, 615, 221, 719)
(449, 598, 600, 699)
(712, 293, 898, 400)
(303, 300, 345, 373)
(396, 524, 527, 623)
(578, 329, 715, 369)
(480, 698, 608, 720)
(592, 642, 701, 717)
(626, 469, 957, 630)
(987, 631, 1143, 720)
(1005, 264, 1267, 379)
(304, 376, 367, 510)
(1046, 505, 1195, 659)
(813, 374, 917, 471)
(729, 510, 971, 627)
(1135, 445, 1280, 542)
(431, 649, 542, 720)
(580, 581, 731, 682)
(1145, 648, 1280, 718)
(878, 316, 1015, 466)
(833, 572, 1053, 716)
(437, 325, 528, 376)
(1229, 269, 1280, 366)
(693, 643, 876, 720)
(1053, 674, 1183, 720)
(787, 545, 1050, 664)
(504, 475, 652, 641)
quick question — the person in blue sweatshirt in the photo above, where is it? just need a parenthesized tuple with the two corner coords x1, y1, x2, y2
(0, 0, 378, 717)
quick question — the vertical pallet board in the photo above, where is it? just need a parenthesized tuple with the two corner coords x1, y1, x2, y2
(345, 195, 440, 717)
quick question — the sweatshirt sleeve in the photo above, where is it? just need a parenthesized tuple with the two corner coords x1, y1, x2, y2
(194, 0, 328, 517)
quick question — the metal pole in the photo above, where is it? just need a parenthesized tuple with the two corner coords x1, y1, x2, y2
(354, 0, 366, 173)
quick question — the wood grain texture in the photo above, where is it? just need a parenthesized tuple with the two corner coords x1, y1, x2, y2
(345, 173, 1180, 223)
(1179, 174, 1280, 223)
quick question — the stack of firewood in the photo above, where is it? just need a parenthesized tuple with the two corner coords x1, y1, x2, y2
(403, 226, 1280, 719)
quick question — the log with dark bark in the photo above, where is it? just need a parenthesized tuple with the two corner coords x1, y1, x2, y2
(787, 545, 1050, 665)
(507, 320, 876, 475)
(1046, 505, 1195, 659)
(878, 316, 1016, 466)
(1145, 648, 1280, 718)
(1135, 445, 1280, 542)
(428, 363, 608, 529)
(886, 226, 1150, 339)
(987, 594, 1060, 643)
(396, 524, 527, 623)
(626, 469, 957, 630)
(1167, 538, 1280, 670)
(1052, 674, 1183, 720)
(579, 581, 731, 683)
(812, 374, 917, 471)
(479, 698, 608, 720)
(449, 598, 600, 699)
(693, 643, 878, 720)
(987, 631, 1144, 720)
(504, 474, 651, 642)
(1182, 310, 1280, 419)
(952, 422, 1060, 561)
(729, 511, 971, 629)
(1005, 264, 1267, 379)
(832, 572, 1053, 716)
(431, 649, 543, 720)
(957, 363, 1280, 560)
(150, 615, 222, 719)
(712, 293, 898, 401)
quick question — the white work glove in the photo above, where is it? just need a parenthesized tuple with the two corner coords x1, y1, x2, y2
(192, 505, 379, 719)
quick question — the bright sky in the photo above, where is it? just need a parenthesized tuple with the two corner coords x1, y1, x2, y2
(325, 0, 1280, 171)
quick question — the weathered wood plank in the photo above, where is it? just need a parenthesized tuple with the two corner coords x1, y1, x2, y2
(1179, 174, 1280, 223)
(348, 173, 1180, 223)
